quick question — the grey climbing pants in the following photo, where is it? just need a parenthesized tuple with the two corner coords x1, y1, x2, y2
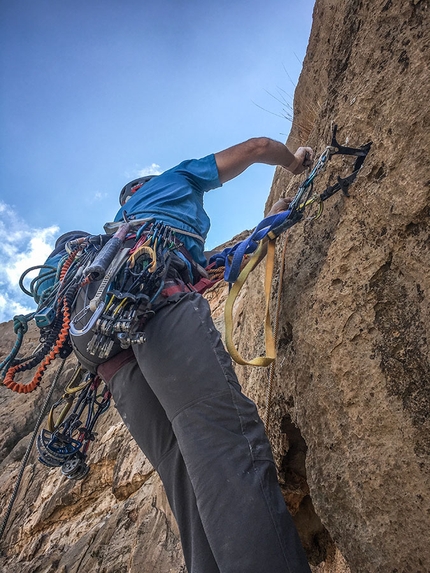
(98, 290, 311, 573)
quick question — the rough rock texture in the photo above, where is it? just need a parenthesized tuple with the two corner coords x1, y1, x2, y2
(0, 0, 429, 572)
(254, 0, 429, 571)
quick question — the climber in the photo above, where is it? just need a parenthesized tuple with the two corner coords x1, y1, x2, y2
(95, 136, 314, 573)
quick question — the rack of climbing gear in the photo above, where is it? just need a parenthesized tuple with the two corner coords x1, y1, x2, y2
(1, 219, 194, 483)
(210, 125, 372, 367)
(70, 220, 183, 361)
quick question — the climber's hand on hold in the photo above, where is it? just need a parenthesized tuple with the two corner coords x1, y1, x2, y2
(287, 147, 314, 175)
(267, 197, 294, 216)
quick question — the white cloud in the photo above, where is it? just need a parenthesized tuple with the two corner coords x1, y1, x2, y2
(0, 201, 59, 323)
(0, 292, 34, 324)
(125, 163, 163, 179)
(5, 228, 58, 285)
(136, 163, 162, 177)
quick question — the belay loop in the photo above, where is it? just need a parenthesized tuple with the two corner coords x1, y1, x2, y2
(214, 125, 372, 367)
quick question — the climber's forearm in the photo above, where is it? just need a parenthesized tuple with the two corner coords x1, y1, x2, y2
(215, 137, 314, 184)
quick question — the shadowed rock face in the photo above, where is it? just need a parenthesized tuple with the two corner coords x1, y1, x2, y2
(0, 1, 429, 572)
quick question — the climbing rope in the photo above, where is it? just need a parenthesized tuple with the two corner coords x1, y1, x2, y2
(2, 296, 72, 393)
(0, 314, 34, 378)
(264, 234, 289, 431)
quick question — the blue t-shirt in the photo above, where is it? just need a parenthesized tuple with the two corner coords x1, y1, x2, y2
(114, 154, 221, 267)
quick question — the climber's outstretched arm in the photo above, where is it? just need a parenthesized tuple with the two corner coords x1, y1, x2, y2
(214, 137, 314, 184)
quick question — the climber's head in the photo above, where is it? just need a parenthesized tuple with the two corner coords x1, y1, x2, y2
(119, 175, 158, 206)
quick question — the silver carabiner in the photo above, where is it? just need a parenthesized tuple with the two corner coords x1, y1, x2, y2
(69, 302, 106, 337)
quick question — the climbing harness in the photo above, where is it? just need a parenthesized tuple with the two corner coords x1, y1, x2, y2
(70, 220, 190, 370)
(211, 125, 372, 367)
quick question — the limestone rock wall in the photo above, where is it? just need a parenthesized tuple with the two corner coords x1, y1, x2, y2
(0, 1, 429, 572)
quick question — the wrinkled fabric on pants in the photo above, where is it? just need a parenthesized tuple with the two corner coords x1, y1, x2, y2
(98, 291, 311, 573)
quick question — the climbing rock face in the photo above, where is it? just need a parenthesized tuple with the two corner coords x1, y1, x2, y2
(0, 1, 428, 572)
(248, 0, 429, 571)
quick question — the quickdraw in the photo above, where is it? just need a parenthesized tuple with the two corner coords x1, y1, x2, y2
(212, 125, 372, 367)
(36, 367, 111, 480)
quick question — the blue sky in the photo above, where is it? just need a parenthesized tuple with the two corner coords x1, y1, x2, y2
(0, 0, 314, 322)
